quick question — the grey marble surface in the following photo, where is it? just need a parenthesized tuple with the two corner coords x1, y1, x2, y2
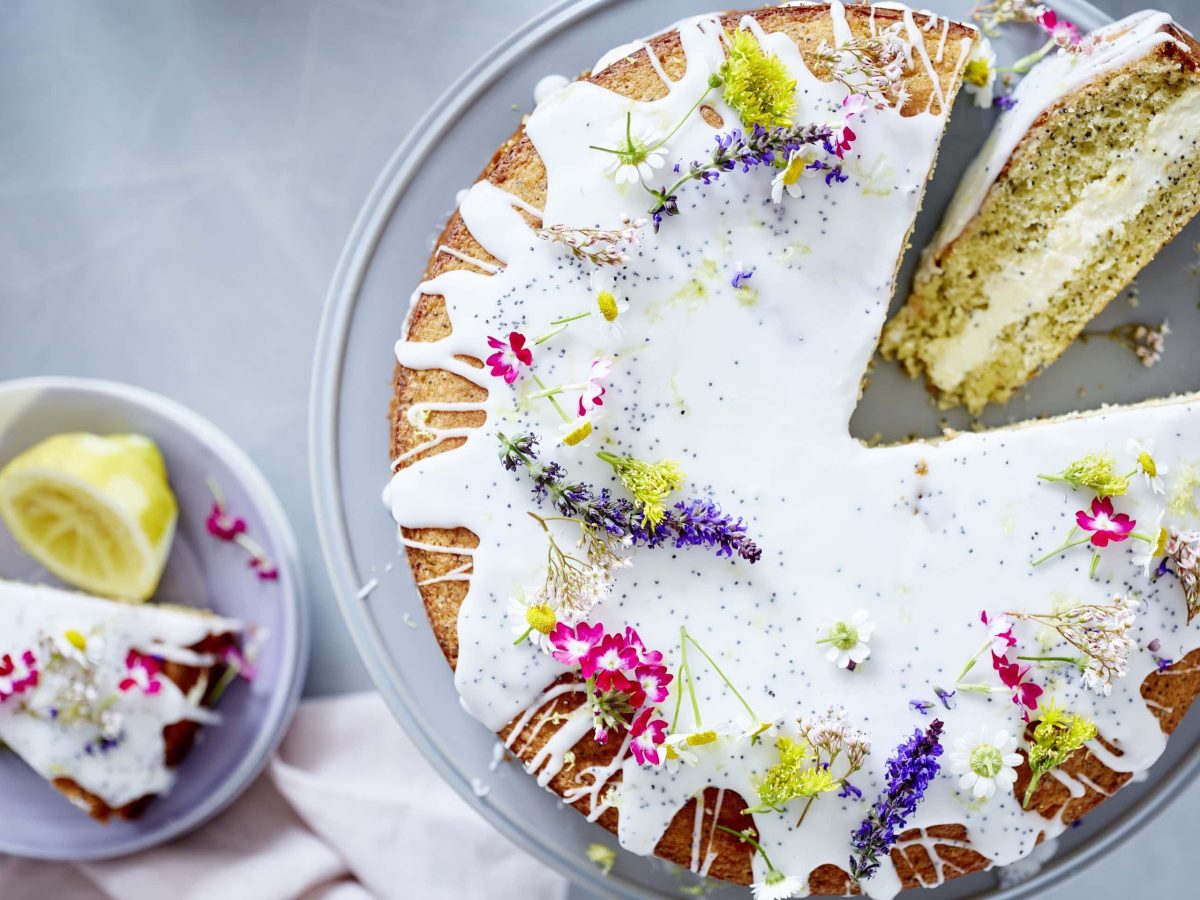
(0, 0, 1196, 896)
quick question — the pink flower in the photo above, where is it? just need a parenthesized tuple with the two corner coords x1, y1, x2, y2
(251, 557, 279, 581)
(576, 358, 612, 417)
(549, 621, 604, 667)
(992, 652, 1043, 721)
(207, 503, 246, 541)
(0, 650, 39, 703)
(629, 707, 668, 766)
(630, 664, 673, 707)
(981, 610, 1017, 656)
(1037, 8, 1082, 47)
(118, 650, 163, 695)
(222, 644, 258, 682)
(623, 626, 663, 666)
(593, 720, 610, 745)
(486, 331, 533, 384)
(1076, 496, 1136, 548)
(585, 633, 638, 692)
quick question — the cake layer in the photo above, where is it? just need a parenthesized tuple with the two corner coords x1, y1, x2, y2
(882, 11, 1200, 413)
(0, 579, 240, 819)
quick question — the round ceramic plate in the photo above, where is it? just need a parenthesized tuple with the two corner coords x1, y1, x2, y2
(311, 2, 1200, 897)
(0, 377, 308, 861)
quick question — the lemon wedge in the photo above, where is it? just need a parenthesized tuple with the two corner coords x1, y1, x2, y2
(0, 433, 177, 601)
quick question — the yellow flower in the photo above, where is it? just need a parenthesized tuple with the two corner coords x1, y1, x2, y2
(524, 603, 557, 635)
(719, 29, 796, 128)
(596, 290, 620, 322)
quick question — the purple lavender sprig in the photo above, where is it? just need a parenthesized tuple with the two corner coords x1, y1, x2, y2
(647, 122, 836, 230)
(499, 432, 761, 563)
(848, 719, 944, 883)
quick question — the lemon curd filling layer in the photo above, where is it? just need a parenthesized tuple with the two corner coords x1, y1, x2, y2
(926, 88, 1200, 391)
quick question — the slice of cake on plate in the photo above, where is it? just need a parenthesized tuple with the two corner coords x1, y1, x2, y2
(882, 10, 1200, 413)
(0, 579, 242, 821)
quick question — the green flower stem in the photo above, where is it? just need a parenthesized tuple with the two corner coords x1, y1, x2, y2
(647, 77, 721, 151)
(682, 626, 759, 722)
(513, 625, 535, 646)
(1089, 552, 1101, 578)
(956, 682, 1003, 694)
(956, 639, 992, 681)
(530, 373, 571, 423)
(1000, 38, 1056, 75)
(676, 625, 703, 730)
(1018, 655, 1082, 666)
(714, 825, 779, 873)
(535, 312, 592, 345)
(1032, 534, 1094, 566)
(795, 794, 818, 829)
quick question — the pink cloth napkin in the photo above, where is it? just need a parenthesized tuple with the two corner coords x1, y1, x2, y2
(0, 693, 569, 900)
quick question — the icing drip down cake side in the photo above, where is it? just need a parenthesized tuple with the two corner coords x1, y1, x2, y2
(385, 3, 1200, 896)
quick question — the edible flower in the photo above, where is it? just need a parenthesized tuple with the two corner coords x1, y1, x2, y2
(715, 826, 803, 900)
(597, 452, 685, 528)
(1023, 701, 1097, 807)
(849, 719, 944, 883)
(1162, 528, 1200, 622)
(1127, 438, 1168, 495)
(576, 358, 612, 417)
(485, 331, 533, 384)
(509, 593, 559, 651)
(947, 725, 1021, 800)
(816, 610, 874, 670)
(206, 478, 279, 582)
(962, 39, 997, 108)
(769, 146, 821, 202)
(118, 649, 164, 695)
(719, 28, 797, 128)
(1037, 8, 1082, 48)
(1038, 452, 1129, 496)
(1007, 596, 1137, 696)
(992, 652, 1043, 719)
(595, 113, 667, 185)
(536, 216, 646, 266)
(629, 707, 669, 765)
(813, 24, 908, 108)
(1076, 496, 1136, 547)
(0, 649, 39, 703)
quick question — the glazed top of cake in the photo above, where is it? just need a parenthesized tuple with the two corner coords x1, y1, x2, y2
(0, 581, 240, 808)
(386, 3, 1200, 895)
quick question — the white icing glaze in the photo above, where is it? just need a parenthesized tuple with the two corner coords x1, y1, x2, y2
(534, 74, 571, 107)
(386, 4, 1200, 895)
(930, 9, 1187, 257)
(0, 580, 240, 808)
(926, 87, 1200, 389)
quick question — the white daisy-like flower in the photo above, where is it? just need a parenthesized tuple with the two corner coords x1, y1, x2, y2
(947, 726, 1021, 800)
(962, 38, 997, 108)
(1127, 438, 1169, 495)
(751, 869, 803, 900)
(558, 413, 600, 449)
(1133, 508, 1167, 576)
(770, 145, 821, 203)
(817, 610, 875, 669)
(603, 116, 666, 185)
(507, 593, 557, 653)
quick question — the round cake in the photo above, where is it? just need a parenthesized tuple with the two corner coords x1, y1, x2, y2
(385, 3, 1200, 896)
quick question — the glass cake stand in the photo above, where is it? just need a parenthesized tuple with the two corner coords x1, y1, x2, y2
(309, 1, 1200, 896)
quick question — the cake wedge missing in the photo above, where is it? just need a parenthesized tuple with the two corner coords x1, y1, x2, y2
(882, 10, 1200, 414)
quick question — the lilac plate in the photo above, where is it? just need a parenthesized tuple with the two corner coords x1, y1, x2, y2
(0, 377, 308, 861)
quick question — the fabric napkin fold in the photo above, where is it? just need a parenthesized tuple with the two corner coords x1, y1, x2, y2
(1, 693, 569, 900)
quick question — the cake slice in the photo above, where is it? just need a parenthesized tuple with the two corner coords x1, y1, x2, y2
(882, 10, 1200, 414)
(0, 579, 242, 821)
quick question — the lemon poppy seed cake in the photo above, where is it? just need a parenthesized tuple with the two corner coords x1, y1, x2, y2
(882, 10, 1200, 414)
(386, 3, 1200, 896)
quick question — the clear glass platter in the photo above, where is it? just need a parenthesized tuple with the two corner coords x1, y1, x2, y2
(310, 1, 1200, 895)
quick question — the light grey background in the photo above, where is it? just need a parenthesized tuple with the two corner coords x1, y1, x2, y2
(0, 0, 1194, 896)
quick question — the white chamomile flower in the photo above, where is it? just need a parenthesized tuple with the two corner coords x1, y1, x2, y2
(818, 610, 875, 669)
(508, 594, 557, 653)
(947, 726, 1021, 800)
(1127, 438, 1169, 495)
(559, 413, 601, 449)
(751, 869, 803, 900)
(603, 115, 666, 185)
(962, 38, 997, 108)
(770, 146, 821, 203)
(1134, 508, 1167, 576)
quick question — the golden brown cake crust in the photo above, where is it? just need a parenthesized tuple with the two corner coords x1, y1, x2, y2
(387, 5, 1200, 892)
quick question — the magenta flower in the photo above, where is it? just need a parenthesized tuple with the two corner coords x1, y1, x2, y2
(1038, 8, 1082, 47)
(222, 644, 258, 682)
(981, 610, 1017, 656)
(585, 633, 639, 692)
(623, 626, 662, 666)
(631, 664, 673, 707)
(576, 358, 612, 417)
(119, 649, 164, 695)
(549, 621, 604, 667)
(629, 708, 668, 766)
(992, 652, 1043, 721)
(250, 557, 279, 581)
(486, 331, 533, 384)
(207, 502, 246, 541)
(1076, 496, 1136, 547)
(0, 650, 39, 703)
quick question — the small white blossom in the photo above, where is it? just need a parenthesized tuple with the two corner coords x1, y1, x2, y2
(770, 146, 821, 202)
(603, 119, 666, 185)
(962, 39, 997, 108)
(507, 593, 557, 653)
(818, 610, 874, 669)
(947, 726, 1021, 800)
(751, 869, 804, 900)
(1134, 508, 1166, 576)
(1127, 438, 1169, 495)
